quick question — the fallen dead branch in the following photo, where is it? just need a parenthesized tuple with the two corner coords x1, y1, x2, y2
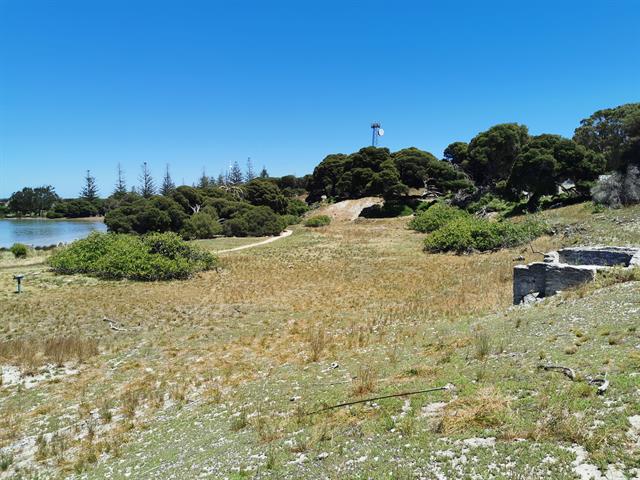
(537, 364, 576, 380)
(587, 375, 609, 395)
(103, 317, 127, 332)
(305, 384, 454, 416)
(538, 364, 609, 395)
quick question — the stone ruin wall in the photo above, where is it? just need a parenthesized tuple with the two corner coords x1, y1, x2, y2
(513, 246, 640, 305)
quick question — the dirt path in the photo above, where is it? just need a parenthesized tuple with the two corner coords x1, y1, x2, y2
(215, 229, 293, 254)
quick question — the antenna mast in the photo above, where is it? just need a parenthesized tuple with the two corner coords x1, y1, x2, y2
(371, 122, 384, 146)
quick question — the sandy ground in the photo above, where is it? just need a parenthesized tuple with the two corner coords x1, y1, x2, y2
(215, 229, 293, 253)
(312, 197, 383, 221)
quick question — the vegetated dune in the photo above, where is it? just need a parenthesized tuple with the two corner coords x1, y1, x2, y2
(312, 197, 383, 222)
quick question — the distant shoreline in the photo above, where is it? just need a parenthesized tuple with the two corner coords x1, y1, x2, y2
(0, 216, 105, 222)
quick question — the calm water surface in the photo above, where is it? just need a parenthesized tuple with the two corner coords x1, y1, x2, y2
(0, 218, 107, 248)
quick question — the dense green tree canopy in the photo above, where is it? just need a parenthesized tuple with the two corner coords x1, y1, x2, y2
(243, 179, 288, 214)
(48, 199, 100, 218)
(306, 147, 468, 202)
(463, 123, 529, 186)
(223, 206, 286, 237)
(105, 194, 187, 234)
(443, 141, 468, 166)
(509, 134, 605, 206)
(573, 103, 640, 170)
(8, 186, 60, 215)
(393, 147, 472, 192)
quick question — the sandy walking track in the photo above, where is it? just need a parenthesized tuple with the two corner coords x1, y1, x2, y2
(214, 229, 293, 253)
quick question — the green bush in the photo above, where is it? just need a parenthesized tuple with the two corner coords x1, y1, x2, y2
(286, 198, 309, 217)
(304, 215, 332, 227)
(466, 194, 516, 215)
(180, 210, 223, 240)
(423, 216, 546, 254)
(409, 203, 469, 233)
(281, 214, 301, 226)
(223, 206, 286, 237)
(48, 232, 217, 281)
(10, 243, 28, 258)
(360, 199, 417, 218)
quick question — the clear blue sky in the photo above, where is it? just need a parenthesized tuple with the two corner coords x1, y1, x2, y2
(1, 0, 638, 198)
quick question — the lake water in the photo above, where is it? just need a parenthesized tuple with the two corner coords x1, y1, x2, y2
(0, 218, 107, 248)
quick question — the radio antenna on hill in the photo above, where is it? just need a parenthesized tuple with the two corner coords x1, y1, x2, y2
(371, 122, 384, 146)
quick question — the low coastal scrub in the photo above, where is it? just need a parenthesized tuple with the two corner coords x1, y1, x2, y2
(424, 216, 546, 254)
(304, 215, 332, 227)
(48, 232, 217, 280)
(223, 206, 286, 237)
(360, 199, 417, 218)
(10, 243, 29, 258)
(409, 203, 469, 233)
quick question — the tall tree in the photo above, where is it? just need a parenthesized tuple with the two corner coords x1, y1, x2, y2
(573, 103, 640, 171)
(245, 157, 256, 182)
(228, 161, 244, 184)
(139, 162, 155, 198)
(198, 168, 210, 189)
(463, 123, 529, 187)
(160, 164, 176, 196)
(259, 166, 269, 178)
(393, 147, 472, 192)
(509, 134, 605, 208)
(80, 170, 99, 201)
(8, 186, 59, 216)
(443, 141, 469, 166)
(114, 163, 127, 197)
(216, 172, 225, 185)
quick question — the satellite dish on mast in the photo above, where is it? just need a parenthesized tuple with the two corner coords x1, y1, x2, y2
(378, 128, 385, 136)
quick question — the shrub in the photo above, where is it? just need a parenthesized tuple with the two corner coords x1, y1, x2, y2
(592, 166, 640, 207)
(286, 198, 309, 217)
(223, 206, 286, 237)
(49, 199, 100, 218)
(243, 179, 288, 214)
(304, 215, 332, 227)
(48, 232, 217, 281)
(180, 210, 223, 240)
(466, 194, 516, 215)
(360, 199, 417, 218)
(409, 203, 469, 233)
(10, 243, 28, 258)
(281, 214, 301, 226)
(424, 216, 546, 254)
(104, 195, 186, 234)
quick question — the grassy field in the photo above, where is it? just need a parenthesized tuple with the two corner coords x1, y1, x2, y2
(1, 203, 640, 479)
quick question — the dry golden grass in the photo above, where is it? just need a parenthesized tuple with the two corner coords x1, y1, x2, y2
(438, 386, 511, 434)
(0, 216, 566, 471)
(351, 365, 377, 397)
(0, 335, 98, 370)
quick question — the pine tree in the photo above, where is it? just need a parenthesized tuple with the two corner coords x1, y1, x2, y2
(198, 168, 210, 189)
(160, 164, 175, 196)
(259, 166, 269, 178)
(245, 157, 256, 182)
(216, 172, 225, 186)
(139, 162, 155, 198)
(80, 170, 99, 201)
(114, 163, 127, 197)
(228, 161, 244, 185)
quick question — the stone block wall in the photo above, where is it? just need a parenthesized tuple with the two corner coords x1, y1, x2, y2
(513, 246, 640, 304)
